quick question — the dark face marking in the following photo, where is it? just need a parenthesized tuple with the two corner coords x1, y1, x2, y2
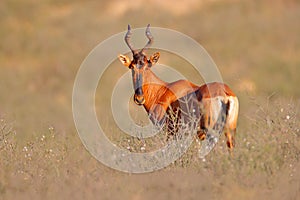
(130, 52, 149, 105)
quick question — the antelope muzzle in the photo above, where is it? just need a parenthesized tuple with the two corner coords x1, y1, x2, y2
(134, 87, 145, 105)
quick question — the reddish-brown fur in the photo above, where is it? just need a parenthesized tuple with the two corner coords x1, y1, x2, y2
(119, 25, 239, 151)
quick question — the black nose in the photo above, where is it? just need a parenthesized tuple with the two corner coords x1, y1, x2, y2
(135, 87, 143, 96)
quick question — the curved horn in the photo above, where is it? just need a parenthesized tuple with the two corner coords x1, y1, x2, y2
(125, 24, 136, 54)
(140, 24, 154, 53)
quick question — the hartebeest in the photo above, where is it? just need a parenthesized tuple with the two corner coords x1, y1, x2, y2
(118, 25, 239, 150)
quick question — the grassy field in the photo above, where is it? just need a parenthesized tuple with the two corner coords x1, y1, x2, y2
(1, 0, 300, 199)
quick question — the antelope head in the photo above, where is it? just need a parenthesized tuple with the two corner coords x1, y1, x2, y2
(118, 24, 160, 105)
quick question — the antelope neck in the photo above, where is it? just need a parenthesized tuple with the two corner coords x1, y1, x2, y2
(141, 69, 166, 112)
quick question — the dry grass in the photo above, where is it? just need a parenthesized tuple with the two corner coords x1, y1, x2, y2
(1, 98, 299, 199)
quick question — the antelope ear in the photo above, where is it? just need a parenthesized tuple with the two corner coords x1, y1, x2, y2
(118, 54, 131, 67)
(149, 52, 160, 65)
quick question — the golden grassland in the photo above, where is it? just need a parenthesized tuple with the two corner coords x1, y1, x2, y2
(1, 0, 300, 199)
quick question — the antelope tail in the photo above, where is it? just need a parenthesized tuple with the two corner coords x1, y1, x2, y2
(199, 100, 229, 158)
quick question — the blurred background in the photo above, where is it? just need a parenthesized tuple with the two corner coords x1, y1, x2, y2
(0, 0, 299, 199)
(1, 0, 299, 138)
